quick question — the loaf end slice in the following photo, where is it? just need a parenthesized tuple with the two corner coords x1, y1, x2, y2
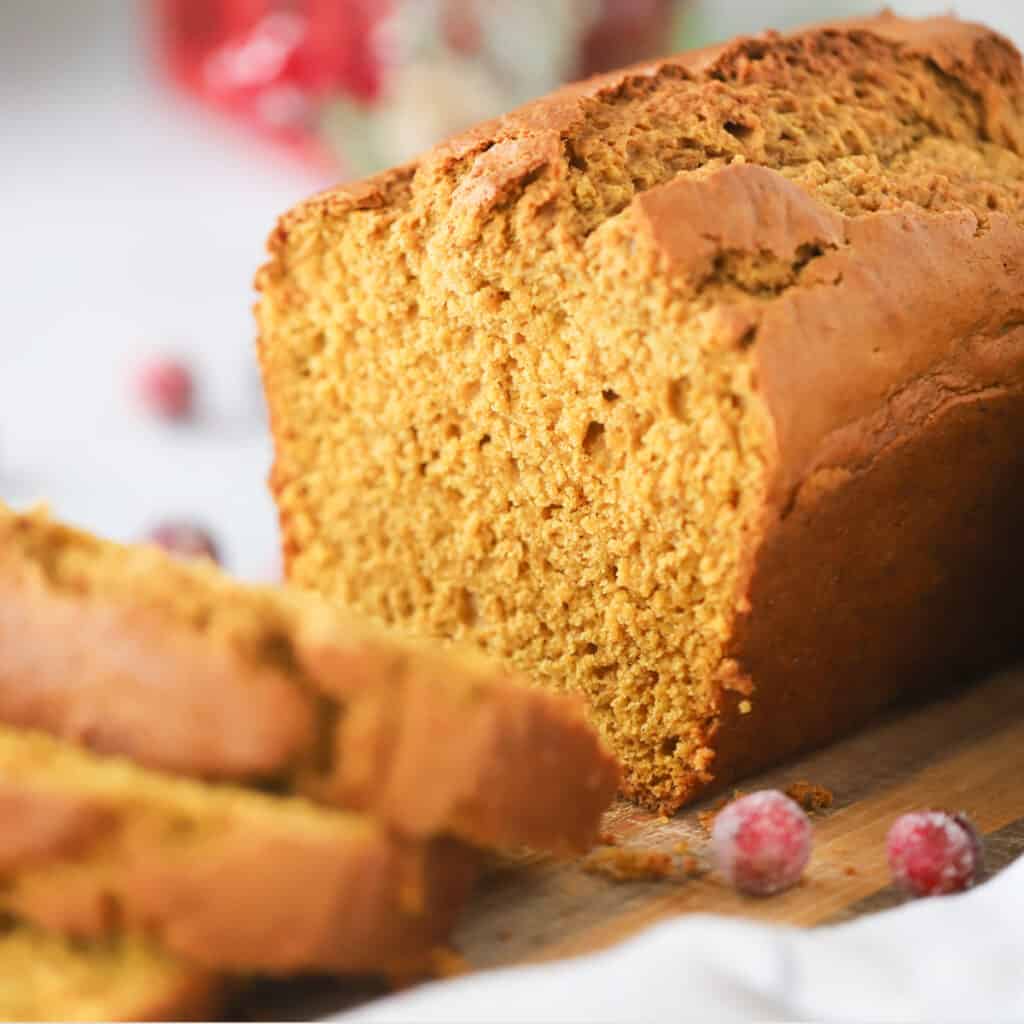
(0, 920, 220, 1022)
(0, 503, 618, 852)
(257, 13, 1024, 812)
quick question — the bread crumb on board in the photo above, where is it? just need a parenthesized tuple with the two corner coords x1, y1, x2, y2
(785, 781, 834, 813)
(582, 846, 706, 883)
(696, 782, 833, 834)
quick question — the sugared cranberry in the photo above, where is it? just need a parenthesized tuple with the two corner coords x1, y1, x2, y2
(712, 790, 812, 896)
(147, 522, 219, 564)
(136, 358, 194, 420)
(886, 811, 982, 897)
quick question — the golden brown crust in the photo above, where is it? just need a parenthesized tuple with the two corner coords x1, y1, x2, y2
(657, 178, 1024, 798)
(0, 728, 479, 975)
(274, 13, 1021, 228)
(631, 164, 846, 281)
(613, 18, 1024, 807)
(711, 389, 1024, 796)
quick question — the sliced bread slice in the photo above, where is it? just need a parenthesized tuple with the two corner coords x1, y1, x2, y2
(0, 503, 618, 853)
(0, 725, 478, 975)
(0, 919, 220, 1022)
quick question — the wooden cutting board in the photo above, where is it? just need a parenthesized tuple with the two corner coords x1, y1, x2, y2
(237, 665, 1024, 1019)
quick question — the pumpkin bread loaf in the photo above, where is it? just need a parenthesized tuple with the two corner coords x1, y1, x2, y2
(0, 724, 478, 975)
(0, 503, 618, 853)
(257, 13, 1024, 813)
(0, 920, 219, 1022)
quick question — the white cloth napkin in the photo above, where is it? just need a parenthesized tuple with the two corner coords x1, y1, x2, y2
(339, 855, 1024, 1023)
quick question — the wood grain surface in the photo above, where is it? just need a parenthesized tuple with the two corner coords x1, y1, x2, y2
(235, 666, 1024, 1019)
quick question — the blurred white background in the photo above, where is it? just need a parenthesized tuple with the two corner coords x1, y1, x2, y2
(687, 0, 1023, 43)
(1, 0, 325, 577)
(1, 1, 1020, 579)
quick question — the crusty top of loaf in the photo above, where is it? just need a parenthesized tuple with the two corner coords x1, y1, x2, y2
(271, 13, 1024, 509)
(279, 13, 1022, 224)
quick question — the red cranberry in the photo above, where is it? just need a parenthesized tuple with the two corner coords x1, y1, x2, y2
(147, 523, 219, 564)
(712, 790, 812, 896)
(441, 1, 483, 56)
(136, 358, 194, 420)
(886, 810, 982, 897)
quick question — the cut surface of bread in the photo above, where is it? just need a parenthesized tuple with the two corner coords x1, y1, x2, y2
(0, 919, 219, 1022)
(0, 503, 617, 852)
(0, 725, 478, 974)
(257, 13, 1024, 812)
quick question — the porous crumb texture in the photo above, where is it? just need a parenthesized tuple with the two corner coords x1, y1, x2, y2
(0, 503, 618, 852)
(0, 725, 477, 974)
(257, 16, 1024, 812)
(0, 920, 219, 1022)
